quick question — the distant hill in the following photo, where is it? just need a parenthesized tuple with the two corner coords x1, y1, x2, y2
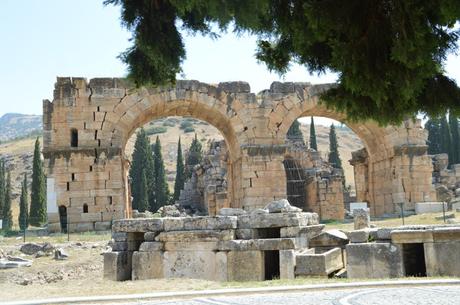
(0, 113, 42, 142)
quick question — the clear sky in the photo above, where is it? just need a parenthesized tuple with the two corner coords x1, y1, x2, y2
(1, 0, 459, 123)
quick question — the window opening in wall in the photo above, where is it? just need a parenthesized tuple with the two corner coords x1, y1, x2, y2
(66, 182, 70, 191)
(283, 157, 306, 209)
(94, 130, 98, 140)
(109, 196, 113, 205)
(402, 243, 427, 277)
(264, 250, 280, 280)
(83, 204, 88, 213)
(89, 165, 93, 172)
(71, 173, 75, 181)
(70, 129, 78, 147)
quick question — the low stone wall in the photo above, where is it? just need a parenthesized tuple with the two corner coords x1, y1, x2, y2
(104, 204, 324, 282)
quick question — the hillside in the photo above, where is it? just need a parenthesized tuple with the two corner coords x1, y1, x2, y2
(0, 113, 42, 142)
(0, 117, 363, 228)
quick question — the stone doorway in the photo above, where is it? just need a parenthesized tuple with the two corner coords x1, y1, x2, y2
(283, 157, 306, 209)
(264, 250, 280, 280)
(402, 243, 427, 277)
(58, 205, 67, 233)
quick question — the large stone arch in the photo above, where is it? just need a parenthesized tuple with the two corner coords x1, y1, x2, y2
(262, 82, 435, 216)
(43, 78, 435, 232)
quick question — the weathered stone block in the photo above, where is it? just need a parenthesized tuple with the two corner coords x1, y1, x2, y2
(280, 224, 325, 239)
(415, 202, 447, 214)
(163, 241, 219, 251)
(424, 241, 460, 277)
(163, 216, 237, 231)
(155, 230, 235, 242)
(132, 251, 164, 280)
(112, 218, 164, 233)
(215, 251, 228, 282)
(295, 247, 343, 276)
(346, 229, 370, 243)
(346, 243, 404, 278)
(103, 251, 132, 281)
(237, 213, 318, 229)
(391, 229, 434, 243)
(218, 208, 247, 216)
(353, 209, 370, 230)
(218, 238, 296, 251)
(235, 229, 258, 240)
(163, 250, 217, 281)
(144, 231, 159, 241)
(279, 250, 295, 279)
(139, 242, 164, 252)
(309, 230, 349, 248)
(227, 251, 264, 281)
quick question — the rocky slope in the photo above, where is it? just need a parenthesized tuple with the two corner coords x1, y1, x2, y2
(0, 113, 42, 142)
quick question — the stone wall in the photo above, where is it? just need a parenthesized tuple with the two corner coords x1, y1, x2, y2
(43, 78, 435, 231)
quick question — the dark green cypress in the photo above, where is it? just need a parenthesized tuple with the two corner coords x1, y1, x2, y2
(425, 118, 442, 155)
(19, 173, 29, 231)
(287, 119, 304, 144)
(138, 169, 149, 212)
(328, 124, 343, 169)
(440, 116, 453, 164)
(185, 134, 203, 178)
(449, 112, 460, 164)
(2, 171, 12, 231)
(152, 136, 170, 211)
(309, 117, 318, 151)
(29, 138, 47, 226)
(173, 137, 185, 202)
(129, 128, 155, 211)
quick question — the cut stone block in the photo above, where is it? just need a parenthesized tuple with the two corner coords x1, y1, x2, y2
(163, 250, 217, 281)
(112, 218, 164, 233)
(237, 212, 318, 229)
(155, 229, 235, 242)
(309, 230, 349, 248)
(144, 232, 160, 241)
(279, 250, 295, 279)
(139, 242, 164, 252)
(295, 248, 343, 276)
(346, 229, 373, 243)
(218, 208, 247, 216)
(164, 241, 219, 251)
(218, 238, 296, 251)
(353, 209, 370, 230)
(391, 229, 434, 243)
(103, 251, 132, 281)
(415, 202, 447, 214)
(346, 243, 404, 278)
(163, 216, 237, 231)
(227, 250, 264, 281)
(424, 241, 460, 277)
(132, 251, 164, 280)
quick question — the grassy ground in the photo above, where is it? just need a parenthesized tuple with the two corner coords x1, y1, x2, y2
(325, 211, 458, 230)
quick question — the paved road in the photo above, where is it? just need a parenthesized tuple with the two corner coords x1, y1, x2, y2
(115, 285, 460, 305)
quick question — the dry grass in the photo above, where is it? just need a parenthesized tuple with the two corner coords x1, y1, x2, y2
(325, 211, 458, 231)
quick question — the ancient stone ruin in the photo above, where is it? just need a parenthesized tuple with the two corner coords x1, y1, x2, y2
(43, 78, 435, 232)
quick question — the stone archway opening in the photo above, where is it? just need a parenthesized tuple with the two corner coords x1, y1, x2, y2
(124, 116, 231, 215)
(282, 116, 364, 219)
(58, 205, 67, 233)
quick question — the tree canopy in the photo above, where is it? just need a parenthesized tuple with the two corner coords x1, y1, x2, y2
(105, 0, 460, 124)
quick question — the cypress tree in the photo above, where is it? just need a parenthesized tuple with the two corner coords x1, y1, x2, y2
(185, 134, 203, 178)
(0, 159, 5, 220)
(287, 119, 304, 144)
(129, 128, 155, 211)
(173, 137, 185, 202)
(425, 118, 442, 155)
(152, 136, 169, 211)
(19, 173, 29, 231)
(138, 169, 149, 212)
(309, 117, 318, 151)
(2, 171, 12, 231)
(449, 112, 460, 165)
(440, 116, 453, 164)
(29, 138, 47, 226)
(328, 124, 343, 169)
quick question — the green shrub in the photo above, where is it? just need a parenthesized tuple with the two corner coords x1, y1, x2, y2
(146, 126, 167, 135)
(183, 126, 195, 133)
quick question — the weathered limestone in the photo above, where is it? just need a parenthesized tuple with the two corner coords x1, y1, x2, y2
(346, 243, 404, 278)
(309, 230, 349, 249)
(415, 202, 447, 214)
(103, 251, 132, 281)
(353, 209, 370, 230)
(227, 251, 265, 281)
(132, 251, 164, 280)
(44, 78, 435, 231)
(295, 248, 344, 276)
(237, 212, 318, 229)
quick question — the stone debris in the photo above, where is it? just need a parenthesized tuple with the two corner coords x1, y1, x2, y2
(54, 248, 69, 260)
(20, 243, 54, 256)
(264, 199, 302, 213)
(218, 208, 247, 216)
(0, 256, 32, 269)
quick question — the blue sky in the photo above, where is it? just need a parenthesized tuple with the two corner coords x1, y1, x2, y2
(1, 0, 459, 123)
